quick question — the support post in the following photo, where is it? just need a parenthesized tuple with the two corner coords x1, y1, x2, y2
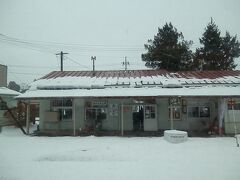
(121, 103, 124, 136)
(231, 100, 239, 147)
(73, 99, 76, 136)
(26, 104, 30, 135)
(218, 98, 225, 136)
(170, 105, 173, 130)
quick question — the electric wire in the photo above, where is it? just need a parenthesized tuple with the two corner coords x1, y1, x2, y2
(64, 56, 90, 70)
(0, 33, 143, 48)
(0, 33, 144, 52)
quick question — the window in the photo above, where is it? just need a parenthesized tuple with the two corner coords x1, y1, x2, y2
(188, 106, 210, 118)
(169, 98, 181, 120)
(235, 103, 240, 110)
(228, 102, 240, 110)
(200, 107, 210, 117)
(50, 99, 73, 121)
(0, 101, 7, 110)
(58, 109, 72, 121)
(85, 108, 107, 130)
(51, 99, 72, 107)
(145, 106, 155, 119)
(188, 107, 199, 118)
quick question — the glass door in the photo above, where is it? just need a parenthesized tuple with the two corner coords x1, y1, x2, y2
(144, 105, 158, 131)
(85, 108, 107, 131)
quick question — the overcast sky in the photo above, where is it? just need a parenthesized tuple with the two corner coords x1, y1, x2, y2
(0, 0, 240, 86)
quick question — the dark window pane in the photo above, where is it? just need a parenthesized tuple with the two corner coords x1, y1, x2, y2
(200, 107, 210, 117)
(59, 109, 72, 120)
(85, 108, 107, 130)
(51, 99, 72, 107)
(228, 103, 240, 110)
(188, 107, 199, 117)
(0, 102, 7, 110)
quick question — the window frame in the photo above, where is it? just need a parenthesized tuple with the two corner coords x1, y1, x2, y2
(50, 99, 73, 121)
(85, 107, 107, 130)
(187, 106, 210, 118)
(228, 102, 240, 110)
(144, 106, 156, 119)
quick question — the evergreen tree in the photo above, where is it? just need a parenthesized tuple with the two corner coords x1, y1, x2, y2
(8, 81, 20, 92)
(220, 32, 240, 70)
(142, 23, 193, 71)
(194, 19, 240, 70)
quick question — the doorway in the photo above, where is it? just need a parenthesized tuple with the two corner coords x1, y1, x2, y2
(144, 105, 157, 131)
(132, 105, 157, 131)
(85, 108, 107, 131)
(132, 105, 144, 131)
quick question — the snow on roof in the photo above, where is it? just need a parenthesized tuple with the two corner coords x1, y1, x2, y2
(28, 70, 240, 90)
(0, 87, 21, 96)
(17, 86, 240, 99)
(18, 70, 240, 99)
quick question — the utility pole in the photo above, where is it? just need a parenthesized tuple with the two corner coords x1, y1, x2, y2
(56, 51, 68, 71)
(91, 56, 96, 72)
(122, 56, 130, 71)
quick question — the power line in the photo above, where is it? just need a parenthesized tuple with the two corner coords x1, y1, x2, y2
(8, 64, 58, 69)
(0, 33, 143, 48)
(7, 71, 24, 84)
(65, 56, 90, 69)
(0, 33, 144, 52)
(0, 35, 56, 54)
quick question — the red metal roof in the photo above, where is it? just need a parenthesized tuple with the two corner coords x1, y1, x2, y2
(40, 70, 240, 80)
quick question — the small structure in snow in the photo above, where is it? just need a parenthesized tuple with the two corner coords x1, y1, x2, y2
(164, 130, 188, 143)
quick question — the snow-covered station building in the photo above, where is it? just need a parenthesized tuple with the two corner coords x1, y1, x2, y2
(17, 70, 240, 136)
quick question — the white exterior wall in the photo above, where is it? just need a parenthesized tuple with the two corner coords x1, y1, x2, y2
(102, 98, 133, 131)
(224, 110, 240, 134)
(102, 99, 119, 130)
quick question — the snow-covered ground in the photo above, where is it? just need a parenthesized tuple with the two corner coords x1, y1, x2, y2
(1, 127, 240, 180)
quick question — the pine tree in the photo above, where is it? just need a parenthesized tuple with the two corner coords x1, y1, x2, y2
(220, 32, 240, 70)
(194, 19, 240, 70)
(8, 81, 20, 92)
(142, 23, 193, 71)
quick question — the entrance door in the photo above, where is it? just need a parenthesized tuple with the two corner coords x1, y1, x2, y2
(144, 105, 158, 131)
(132, 105, 144, 131)
(85, 108, 107, 131)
